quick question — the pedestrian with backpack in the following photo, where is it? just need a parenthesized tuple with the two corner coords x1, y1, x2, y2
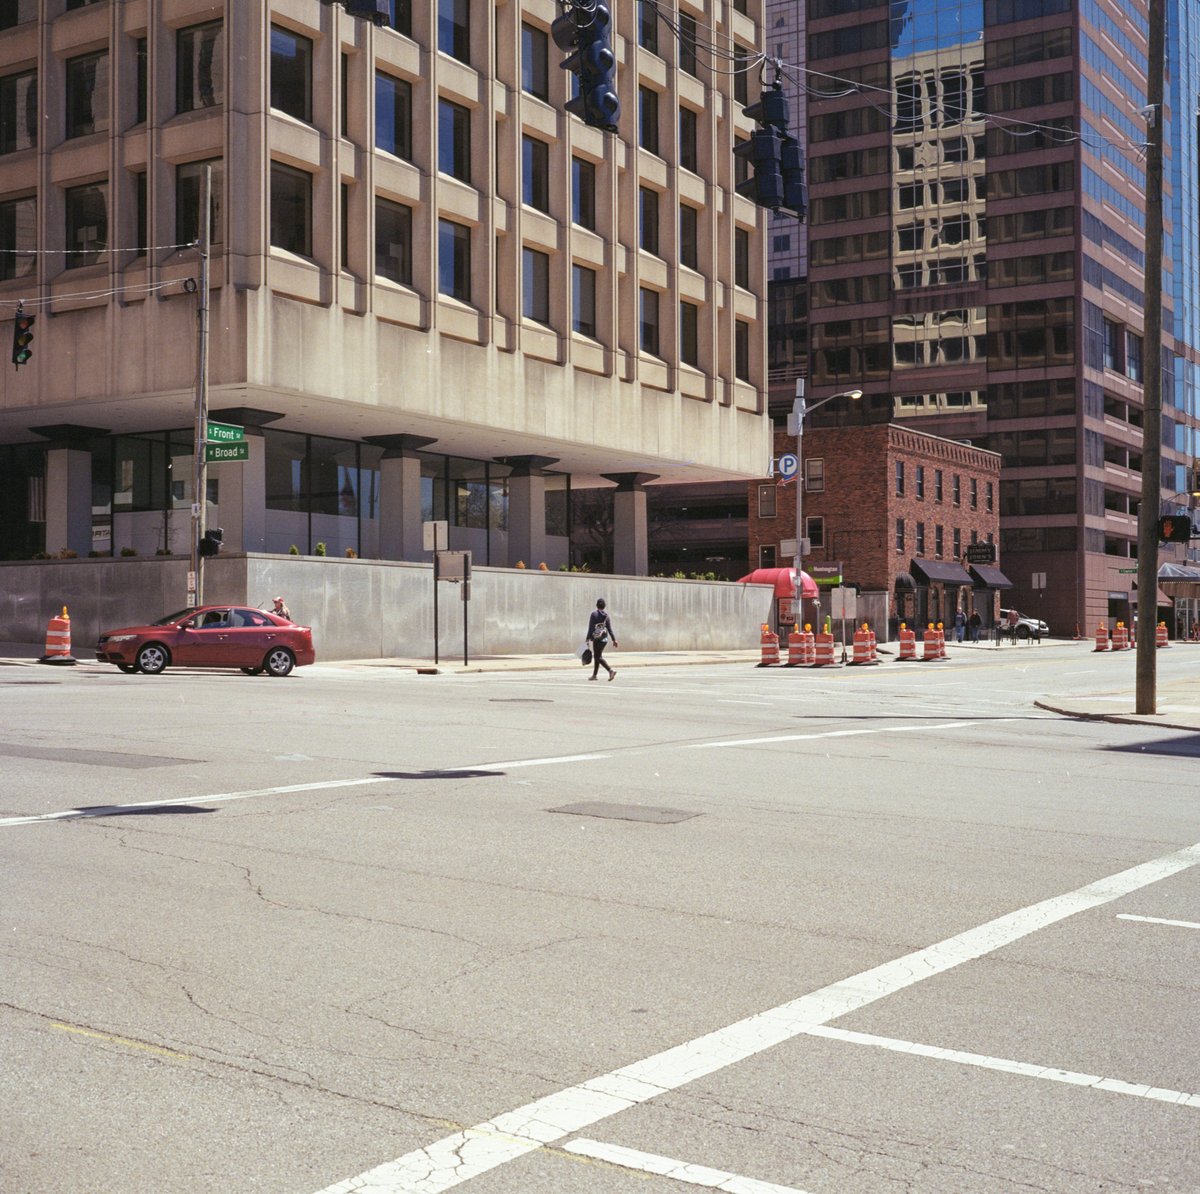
(586, 598, 619, 681)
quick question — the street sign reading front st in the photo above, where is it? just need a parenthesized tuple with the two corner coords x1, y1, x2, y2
(205, 419, 245, 444)
(205, 441, 250, 463)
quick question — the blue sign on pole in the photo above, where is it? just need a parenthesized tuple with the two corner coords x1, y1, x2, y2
(777, 453, 799, 480)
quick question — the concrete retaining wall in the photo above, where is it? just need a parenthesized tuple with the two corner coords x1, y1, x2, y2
(0, 555, 773, 660)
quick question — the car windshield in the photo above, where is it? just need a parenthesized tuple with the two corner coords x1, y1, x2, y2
(152, 609, 195, 626)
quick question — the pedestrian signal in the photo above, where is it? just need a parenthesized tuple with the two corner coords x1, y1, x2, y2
(1158, 515, 1194, 543)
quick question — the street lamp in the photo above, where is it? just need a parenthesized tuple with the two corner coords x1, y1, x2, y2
(790, 382, 863, 599)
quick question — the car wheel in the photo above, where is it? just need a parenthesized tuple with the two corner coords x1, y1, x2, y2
(1017, 625, 1030, 640)
(117, 663, 138, 674)
(136, 643, 169, 675)
(264, 647, 295, 677)
(240, 666, 264, 676)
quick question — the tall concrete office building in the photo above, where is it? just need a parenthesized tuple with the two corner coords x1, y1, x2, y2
(0, 0, 770, 574)
(802, 0, 1200, 632)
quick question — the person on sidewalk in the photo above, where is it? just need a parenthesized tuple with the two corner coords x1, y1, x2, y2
(271, 596, 292, 621)
(954, 609, 966, 643)
(968, 610, 982, 642)
(586, 598, 619, 681)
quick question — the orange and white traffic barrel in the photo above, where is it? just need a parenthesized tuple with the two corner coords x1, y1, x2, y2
(848, 624, 872, 665)
(801, 626, 816, 665)
(921, 624, 939, 661)
(868, 628, 879, 662)
(936, 622, 948, 659)
(1093, 623, 1109, 652)
(898, 624, 916, 661)
(786, 625, 805, 666)
(1112, 621, 1129, 651)
(813, 632, 836, 666)
(1156, 622, 1169, 649)
(758, 624, 780, 667)
(39, 605, 77, 666)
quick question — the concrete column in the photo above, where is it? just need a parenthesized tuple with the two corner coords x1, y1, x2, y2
(45, 447, 92, 557)
(499, 455, 558, 568)
(370, 434, 438, 561)
(216, 427, 266, 552)
(603, 471, 658, 577)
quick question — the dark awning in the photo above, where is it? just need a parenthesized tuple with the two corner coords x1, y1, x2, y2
(910, 558, 973, 586)
(969, 564, 1014, 590)
(1159, 562, 1200, 598)
(894, 572, 916, 589)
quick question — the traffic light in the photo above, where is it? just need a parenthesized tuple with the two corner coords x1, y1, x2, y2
(734, 82, 807, 219)
(552, 0, 620, 133)
(198, 527, 224, 557)
(1158, 515, 1194, 543)
(321, 0, 388, 24)
(11, 308, 34, 368)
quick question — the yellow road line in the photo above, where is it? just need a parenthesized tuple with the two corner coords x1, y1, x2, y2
(51, 1022, 191, 1060)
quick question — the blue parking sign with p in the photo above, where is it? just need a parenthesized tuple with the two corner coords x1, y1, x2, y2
(778, 453, 799, 480)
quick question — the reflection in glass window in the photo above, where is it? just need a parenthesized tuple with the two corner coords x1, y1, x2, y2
(271, 26, 312, 123)
(572, 263, 596, 338)
(65, 182, 108, 268)
(176, 159, 223, 244)
(375, 197, 412, 285)
(66, 52, 109, 139)
(177, 22, 223, 113)
(0, 70, 37, 154)
(0, 194, 35, 281)
(375, 73, 412, 159)
(522, 23, 548, 99)
(270, 163, 311, 256)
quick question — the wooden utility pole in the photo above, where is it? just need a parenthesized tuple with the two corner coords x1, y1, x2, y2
(1135, 3, 1165, 714)
(189, 165, 212, 608)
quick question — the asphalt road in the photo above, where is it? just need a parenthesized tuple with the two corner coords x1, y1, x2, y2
(2, 646, 1198, 1193)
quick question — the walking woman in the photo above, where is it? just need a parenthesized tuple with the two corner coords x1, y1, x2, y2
(586, 598, 619, 681)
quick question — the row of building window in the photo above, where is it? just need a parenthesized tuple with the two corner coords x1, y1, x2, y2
(895, 521, 994, 559)
(896, 463, 994, 511)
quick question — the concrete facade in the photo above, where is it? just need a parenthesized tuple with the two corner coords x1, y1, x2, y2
(0, 0, 772, 572)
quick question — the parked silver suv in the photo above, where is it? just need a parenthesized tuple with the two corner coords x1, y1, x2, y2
(999, 608, 1050, 639)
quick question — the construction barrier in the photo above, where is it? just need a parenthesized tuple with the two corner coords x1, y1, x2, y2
(786, 625, 805, 667)
(39, 605, 77, 666)
(1156, 622, 1169, 649)
(848, 624, 874, 665)
(897, 624, 916, 661)
(758, 623, 780, 667)
(868, 628, 879, 662)
(921, 624, 946, 662)
(1093, 623, 1109, 652)
(813, 632, 837, 667)
(800, 627, 816, 665)
(1112, 621, 1129, 651)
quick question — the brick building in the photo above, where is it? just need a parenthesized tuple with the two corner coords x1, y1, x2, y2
(749, 423, 1004, 633)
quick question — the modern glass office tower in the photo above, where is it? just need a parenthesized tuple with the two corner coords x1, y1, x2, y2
(803, 0, 1200, 632)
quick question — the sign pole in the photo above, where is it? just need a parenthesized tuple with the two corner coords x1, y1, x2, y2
(189, 165, 212, 608)
(433, 552, 440, 666)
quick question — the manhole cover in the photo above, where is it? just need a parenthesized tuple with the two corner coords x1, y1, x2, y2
(549, 802, 699, 824)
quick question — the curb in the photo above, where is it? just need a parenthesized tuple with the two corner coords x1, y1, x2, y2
(1033, 699, 1200, 732)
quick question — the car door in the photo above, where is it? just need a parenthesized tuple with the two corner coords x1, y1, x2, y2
(174, 609, 233, 666)
(224, 608, 275, 666)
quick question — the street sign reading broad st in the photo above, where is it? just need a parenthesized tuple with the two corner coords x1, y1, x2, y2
(205, 419, 245, 443)
(205, 441, 250, 463)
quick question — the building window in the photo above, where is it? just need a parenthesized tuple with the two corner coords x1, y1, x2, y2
(271, 26, 312, 123)
(679, 106, 698, 173)
(572, 263, 596, 338)
(438, 100, 471, 183)
(177, 22, 223, 113)
(758, 484, 777, 518)
(895, 517, 904, 552)
(65, 51, 108, 139)
(133, 171, 146, 255)
(915, 520, 925, 555)
(375, 197, 412, 285)
(679, 12, 698, 75)
(386, 0, 412, 37)
(269, 163, 311, 257)
(1102, 318, 1122, 370)
(680, 204, 699, 270)
(341, 181, 349, 267)
(0, 69, 37, 154)
(734, 227, 750, 289)
(522, 246, 550, 325)
(521, 23, 548, 99)
(639, 86, 659, 154)
(438, 218, 471, 302)
(375, 73, 412, 160)
(572, 157, 596, 229)
(1126, 331, 1143, 382)
(438, 0, 470, 63)
(65, 181, 108, 268)
(970, 477, 978, 509)
(935, 469, 943, 502)
(135, 37, 148, 124)
(986, 480, 994, 512)
(735, 320, 751, 381)
(639, 186, 659, 256)
(523, 136, 549, 212)
(759, 544, 777, 568)
(680, 301, 699, 367)
(953, 527, 962, 557)
(640, 287, 660, 357)
(895, 460, 904, 496)
(0, 194, 35, 281)
(806, 516, 825, 549)
(0, 0, 35, 30)
(638, 0, 658, 52)
(935, 524, 944, 558)
(805, 458, 824, 493)
(176, 159, 223, 244)
(953, 474, 961, 506)
(915, 465, 925, 498)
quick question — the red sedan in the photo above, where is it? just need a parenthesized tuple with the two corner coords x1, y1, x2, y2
(95, 606, 316, 677)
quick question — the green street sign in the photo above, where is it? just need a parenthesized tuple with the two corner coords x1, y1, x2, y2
(206, 419, 245, 444)
(205, 441, 249, 463)
(1117, 567, 1137, 573)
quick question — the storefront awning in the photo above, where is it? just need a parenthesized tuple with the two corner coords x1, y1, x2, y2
(969, 564, 1014, 590)
(910, 558, 973, 586)
(1159, 562, 1200, 599)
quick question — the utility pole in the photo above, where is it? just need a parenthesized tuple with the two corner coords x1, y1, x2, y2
(189, 165, 212, 609)
(1135, 4, 1165, 714)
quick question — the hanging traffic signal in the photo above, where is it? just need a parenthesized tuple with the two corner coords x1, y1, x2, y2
(552, 1, 620, 133)
(1158, 515, 1194, 543)
(11, 308, 34, 368)
(735, 82, 807, 220)
(321, 0, 388, 24)
(198, 527, 224, 557)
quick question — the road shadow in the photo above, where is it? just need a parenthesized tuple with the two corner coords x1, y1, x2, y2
(373, 769, 506, 780)
(1102, 734, 1200, 759)
(74, 804, 217, 818)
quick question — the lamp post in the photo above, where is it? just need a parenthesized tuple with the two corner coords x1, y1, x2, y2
(790, 382, 862, 610)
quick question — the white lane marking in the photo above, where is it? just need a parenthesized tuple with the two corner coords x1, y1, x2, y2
(1117, 913, 1200, 931)
(444, 753, 610, 771)
(801, 1025, 1200, 1109)
(312, 838, 1200, 1194)
(563, 1138, 809, 1192)
(688, 719, 1014, 749)
(0, 778, 391, 827)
